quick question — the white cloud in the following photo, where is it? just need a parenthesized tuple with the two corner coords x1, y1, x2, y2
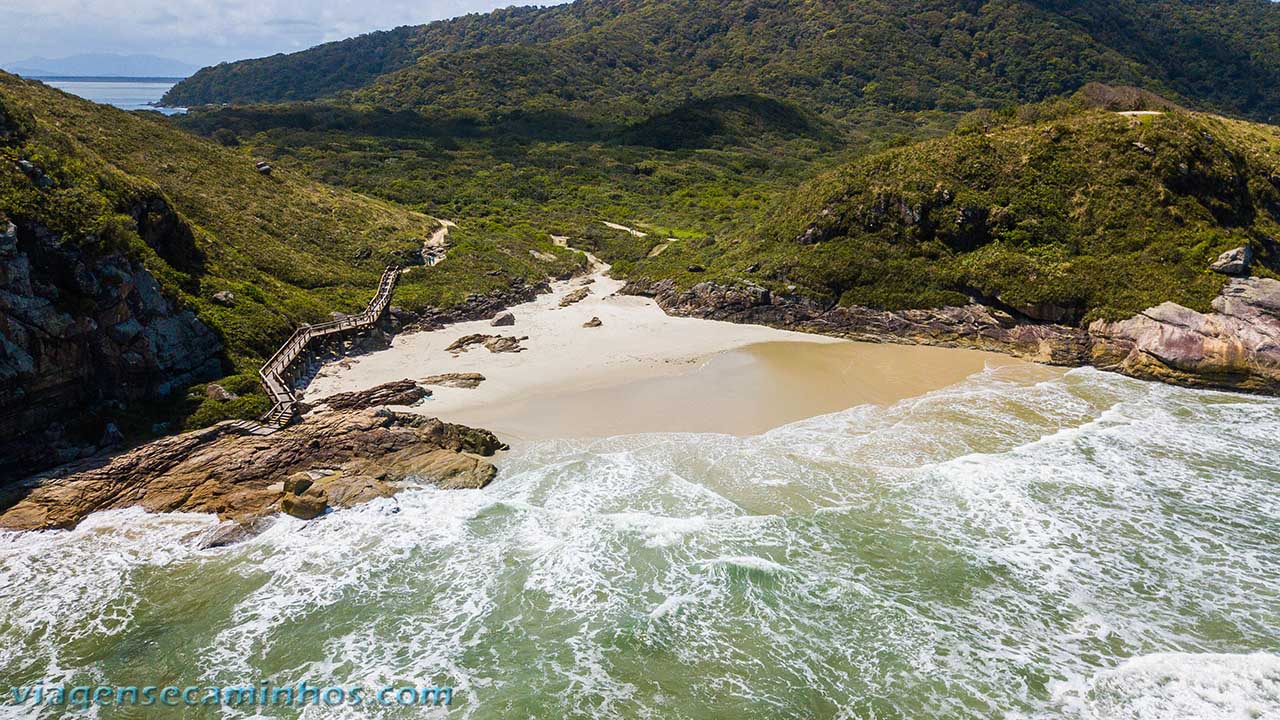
(0, 0, 560, 67)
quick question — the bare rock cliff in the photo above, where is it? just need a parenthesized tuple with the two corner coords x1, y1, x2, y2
(0, 212, 223, 476)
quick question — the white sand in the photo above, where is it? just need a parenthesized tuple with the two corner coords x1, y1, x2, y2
(304, 261, 1036, 440)
(307, 265, 836, 413)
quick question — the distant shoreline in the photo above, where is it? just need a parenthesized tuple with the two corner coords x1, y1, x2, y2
(23, 75, 187, 83)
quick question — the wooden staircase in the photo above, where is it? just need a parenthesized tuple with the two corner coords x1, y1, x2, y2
(233, 265, 403, 436)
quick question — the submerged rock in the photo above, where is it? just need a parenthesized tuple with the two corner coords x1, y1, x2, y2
(0, 409, 505, 531)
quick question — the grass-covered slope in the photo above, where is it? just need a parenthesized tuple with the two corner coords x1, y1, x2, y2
(619, 92, 1280, 324)
(0, 73, 580, 427)
(165, 0, 1280, 122)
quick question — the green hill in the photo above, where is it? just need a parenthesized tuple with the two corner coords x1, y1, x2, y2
(165, 0, 1280, 122)
(0, 72, 579, 445)
(612, 90, 1280, 323)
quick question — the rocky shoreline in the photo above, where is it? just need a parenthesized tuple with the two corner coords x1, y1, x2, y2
(620, 275, 1280, 395)
(0, 408, 505, 533)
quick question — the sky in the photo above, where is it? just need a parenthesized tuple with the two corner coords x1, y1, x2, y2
(0, 0, 564, 68)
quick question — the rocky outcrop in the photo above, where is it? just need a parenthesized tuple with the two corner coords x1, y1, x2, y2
(318, 379, 430, 410)
(621, 279, 1090, 365)
(560, 287, 590, 307)
(446, 334, 528, 354)
(409, 278, 550, 330)
(1089, 278, 1280, 393)
(0, 213, 223, 477)
(623, 276, 1280, 394)
(421, 372, 486, 389)
(1210, 246, 1253, 276)
(0, 409, 505, 531)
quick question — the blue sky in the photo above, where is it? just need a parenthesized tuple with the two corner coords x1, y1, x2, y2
(0, 0, 566, 68)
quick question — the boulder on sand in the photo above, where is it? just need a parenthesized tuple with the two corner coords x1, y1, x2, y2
(560, 287, 590, 307)
(446, 334, 527, 354)
(421, 373, 486, 389)
(583, 317, 603, 328)
(319, 379, 430, 410)
(491, 312, 515, 327)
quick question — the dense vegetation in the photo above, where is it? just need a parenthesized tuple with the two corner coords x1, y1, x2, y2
(166, 0, 1280, 123)
(15, 0, 1280, 447)
(613, 91, 1280, 322)
(0, 72, 580, 430)
(172, 92, 902, 249)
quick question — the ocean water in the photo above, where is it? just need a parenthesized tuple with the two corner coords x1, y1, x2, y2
(38, 79, 185, 114)
(1, 366, 1277, 719)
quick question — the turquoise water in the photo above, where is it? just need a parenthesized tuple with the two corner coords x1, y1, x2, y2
(1, 366, 1277, 718)
(39, 79, 185, 114)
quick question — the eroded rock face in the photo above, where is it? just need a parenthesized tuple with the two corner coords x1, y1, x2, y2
(0, 215, 223, 477)
(623, 277, 1280, 394)
(0, 409, 506, 531)
(1089, 278, 1280, 393)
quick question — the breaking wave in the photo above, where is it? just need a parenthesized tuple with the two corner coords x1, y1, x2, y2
(1, 365, 1277, 718)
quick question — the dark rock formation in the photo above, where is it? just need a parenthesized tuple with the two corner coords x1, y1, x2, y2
(446, 334, 528, 354)
(318, 379, 430, 410)
(421, 372, 486, 389)
(0, 214, 223, 477)
(410, 278, 549, 330)
(0, 409, 505, 531)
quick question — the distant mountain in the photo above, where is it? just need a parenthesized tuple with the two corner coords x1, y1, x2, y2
(4, 53, 198, 78)
(164, 0, 1280, 121)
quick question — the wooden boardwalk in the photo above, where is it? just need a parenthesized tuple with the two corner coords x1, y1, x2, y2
(226, 266, 402, 435)
(228, 247, 446, 436)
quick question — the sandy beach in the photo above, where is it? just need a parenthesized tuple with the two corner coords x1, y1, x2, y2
(304, 262, 1039, 440)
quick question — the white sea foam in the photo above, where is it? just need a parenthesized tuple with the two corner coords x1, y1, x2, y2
(1076, 652, 1280, 719)
(2, 367, 1277, 719)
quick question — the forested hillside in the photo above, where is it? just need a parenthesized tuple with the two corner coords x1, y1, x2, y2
(610, 90, 1280, 323)
(165, 0, 1280, 122)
